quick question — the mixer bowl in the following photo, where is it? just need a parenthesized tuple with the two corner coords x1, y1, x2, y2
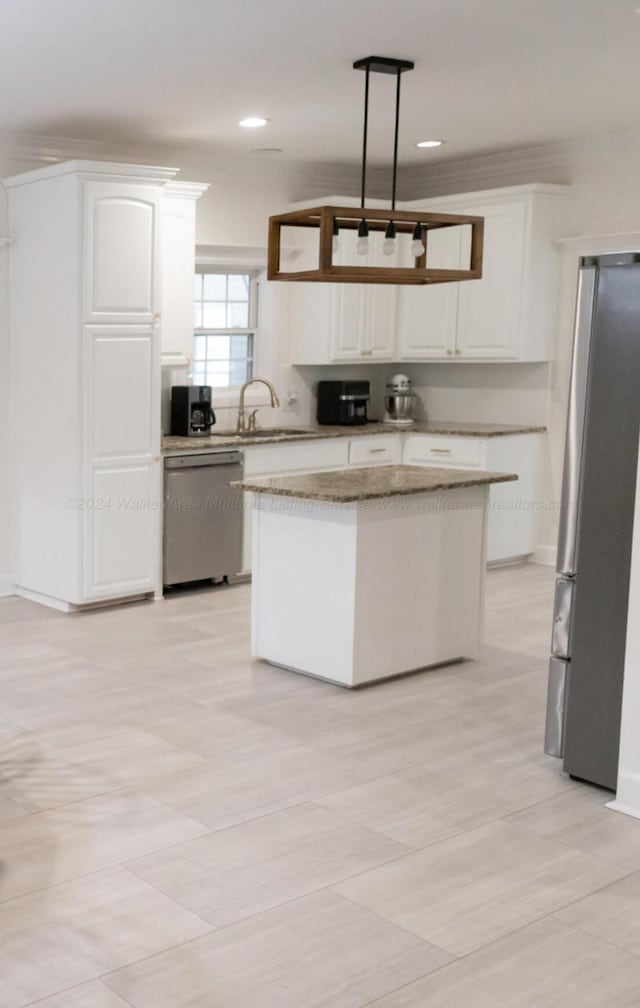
(384, 393, 415, 423)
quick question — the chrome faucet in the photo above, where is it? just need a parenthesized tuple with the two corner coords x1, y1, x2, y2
(236, 377, 280, 433)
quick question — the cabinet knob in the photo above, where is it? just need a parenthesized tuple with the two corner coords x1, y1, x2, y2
(153, 312, 161, 320)
(446, 349, 453, 356)
(455, 349, 462, 356)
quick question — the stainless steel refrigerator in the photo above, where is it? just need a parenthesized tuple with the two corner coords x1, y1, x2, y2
(545, 252, 640, 791)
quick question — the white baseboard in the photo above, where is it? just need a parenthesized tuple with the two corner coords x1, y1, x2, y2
(16, 585, 154, 613)
(0, 575, 15, 597)
(530, 544, 557, 567)
(15, 586, 74, 612)
(607, 770, 640, 820)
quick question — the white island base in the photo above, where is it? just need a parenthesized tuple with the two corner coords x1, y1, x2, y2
(249, 484, 489, 688)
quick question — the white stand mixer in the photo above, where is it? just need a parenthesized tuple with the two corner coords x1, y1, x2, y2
(383, 373, 417, 425)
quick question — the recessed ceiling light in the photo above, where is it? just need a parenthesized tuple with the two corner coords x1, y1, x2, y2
(416, 140, 444, 148)
(239, 116, 270, 128)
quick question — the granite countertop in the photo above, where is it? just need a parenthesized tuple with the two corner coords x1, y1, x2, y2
(162, 420, 545, 454)
(233, 464, 518, 503)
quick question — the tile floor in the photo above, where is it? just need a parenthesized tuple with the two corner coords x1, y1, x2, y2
(1, 564, 640, 1006)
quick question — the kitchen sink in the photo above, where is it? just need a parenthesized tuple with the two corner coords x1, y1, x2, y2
(212, 427, 314, 439)
(241, 427, 312, 437)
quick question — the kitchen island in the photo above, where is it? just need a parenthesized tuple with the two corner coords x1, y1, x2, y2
(234, 464, 517, 687)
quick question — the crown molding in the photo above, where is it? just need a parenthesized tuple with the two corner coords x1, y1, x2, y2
(397, 129, 640, 199)
(397, 141, 575, 199)
(164, 180, 209, 199)
(0, 130, 181, 178)
(3, 159, 179, 188)
(288, 161, 392, 202)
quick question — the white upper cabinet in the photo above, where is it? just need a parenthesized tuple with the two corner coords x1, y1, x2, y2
(455, 199, 527, 359)
(160, 181, 208, 362)
(329, 233, 397, 361)
(83, 181, 161, 324)
(397, 184, 567, 362)
(396, 224, 460, 358)
(285, 185, 566, 365)
(286, 197, 397, 364)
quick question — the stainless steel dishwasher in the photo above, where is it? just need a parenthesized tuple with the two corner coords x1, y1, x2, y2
(163, 451, 243, 586)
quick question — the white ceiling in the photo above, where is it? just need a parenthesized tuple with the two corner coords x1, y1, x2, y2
(1, 0, 639, 170)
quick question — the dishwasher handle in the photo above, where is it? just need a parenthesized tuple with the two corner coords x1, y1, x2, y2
(164, 451, 242, 470)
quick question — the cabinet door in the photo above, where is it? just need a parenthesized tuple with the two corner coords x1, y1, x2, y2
(330, 228, 368, 360)
(330, 284, 367, 359)
(456, 200, 526, 359)
(84, 181, 161, 324)
(83, 462, 161, 599)
(82, 325, 161, 600)
(84, 328, 156, 460)
(364, 243, 397, 360)
(485, 434, 540, 563)
(396, 226, 460, 359)
(161, 195, 196, 359)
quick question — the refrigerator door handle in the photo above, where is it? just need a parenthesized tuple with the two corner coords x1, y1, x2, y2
(551, 577, 574, 659)
(545, 657, 570, 757)
(557, 267, 597, 576)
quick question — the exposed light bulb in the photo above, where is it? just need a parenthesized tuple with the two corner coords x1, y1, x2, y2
(411, 223, 425, 258)
(357, 219, 369, 256)
(382, 220, 396, 256)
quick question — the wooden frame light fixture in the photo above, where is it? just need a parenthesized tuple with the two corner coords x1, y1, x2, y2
(267, 56, 484, 286)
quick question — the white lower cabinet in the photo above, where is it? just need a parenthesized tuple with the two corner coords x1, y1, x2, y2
(403, 432, 541, 563)
(240, 431, 541, 574)
(348, 434, 403, 467)
(241, 436, 405, 580)
(241, 439, 350, 574)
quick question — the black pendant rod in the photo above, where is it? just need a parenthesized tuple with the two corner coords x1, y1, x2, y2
(391, 67, 401, 212)
(360, 63, 370, 211)
(353, 57, 416, 214)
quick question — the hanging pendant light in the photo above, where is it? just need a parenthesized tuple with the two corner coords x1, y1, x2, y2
(356, 219, 370, 255)
(383, 220, 397, 256)
(267, 56, 484, 285)
(332, 219, 340, 254)
(411, 223, 425, 258)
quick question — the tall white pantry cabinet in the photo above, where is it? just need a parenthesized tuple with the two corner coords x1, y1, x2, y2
(5, 160, 177, 610)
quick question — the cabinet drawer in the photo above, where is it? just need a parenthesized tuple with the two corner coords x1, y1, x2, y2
(348, 435, 402, 466)
(243, 439, 349, 476)
(403, 434, 484, 468)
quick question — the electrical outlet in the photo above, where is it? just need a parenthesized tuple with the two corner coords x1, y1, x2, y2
(281, 388, 298, 412)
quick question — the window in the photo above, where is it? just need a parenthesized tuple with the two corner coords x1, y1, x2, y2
(192, 268, 257, 388)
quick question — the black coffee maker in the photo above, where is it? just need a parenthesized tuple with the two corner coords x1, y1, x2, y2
(170, 386, 216, 437)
